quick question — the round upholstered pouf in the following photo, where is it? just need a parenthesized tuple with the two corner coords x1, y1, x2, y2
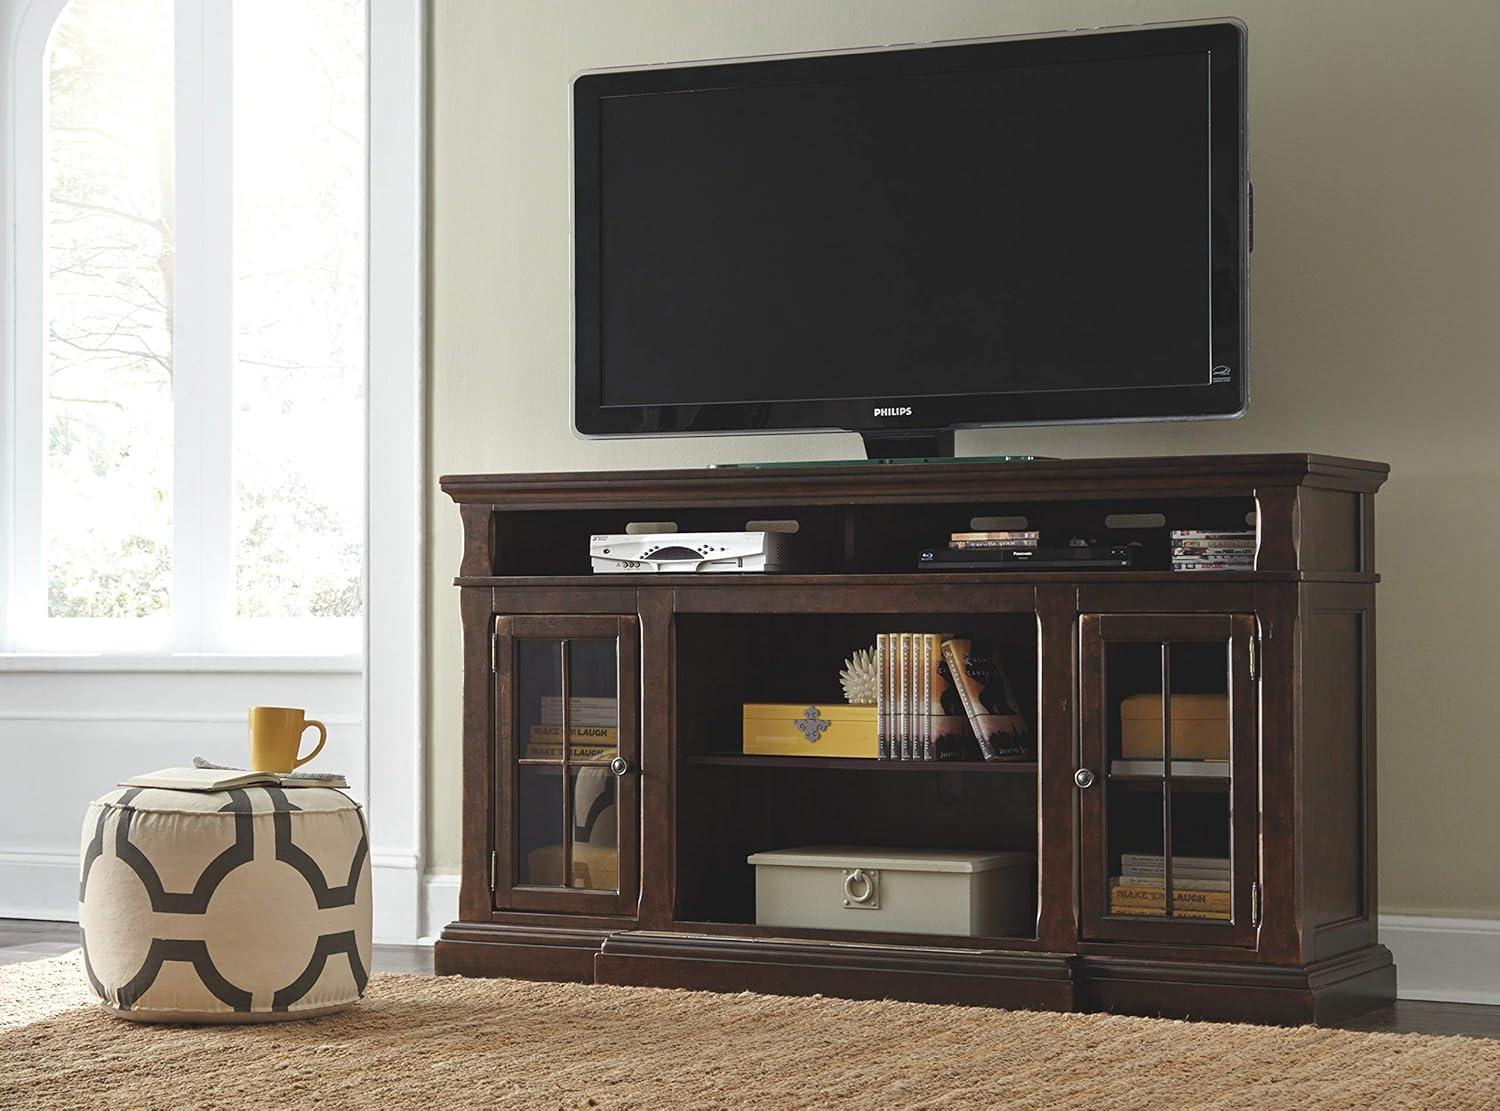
(78, 785, 371, 1023)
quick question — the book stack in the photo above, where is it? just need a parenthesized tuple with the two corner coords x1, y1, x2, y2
(1109, 853, 1231, 920)
(1171, 529, 1256, 572)
(525, 696, 618, 761)
(948, 529, 1039, 551)
(874, 634, 1031, 762)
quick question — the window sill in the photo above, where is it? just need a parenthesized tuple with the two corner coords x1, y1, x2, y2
(0, 653, 363, 674)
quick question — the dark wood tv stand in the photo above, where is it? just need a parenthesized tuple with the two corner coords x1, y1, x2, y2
(435, 453, 1393, 1025)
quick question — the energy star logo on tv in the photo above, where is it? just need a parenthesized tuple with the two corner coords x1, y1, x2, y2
(874, 406, 913, 417)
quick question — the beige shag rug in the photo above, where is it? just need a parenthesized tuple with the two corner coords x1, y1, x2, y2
(4, 952, 1500, 1109)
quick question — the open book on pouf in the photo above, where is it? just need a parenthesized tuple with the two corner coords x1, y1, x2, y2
(122, 766, 349, 791)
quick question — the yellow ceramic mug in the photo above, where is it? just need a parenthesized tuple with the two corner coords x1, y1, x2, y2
(248, 707, 327, 773)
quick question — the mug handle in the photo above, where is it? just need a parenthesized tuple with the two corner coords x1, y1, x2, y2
(294, 720, 328, 769)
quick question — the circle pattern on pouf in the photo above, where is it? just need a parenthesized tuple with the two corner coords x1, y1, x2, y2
(78, 785, 371, 1022)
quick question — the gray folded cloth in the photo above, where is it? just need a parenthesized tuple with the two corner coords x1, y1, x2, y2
(191, 755, 346, 782)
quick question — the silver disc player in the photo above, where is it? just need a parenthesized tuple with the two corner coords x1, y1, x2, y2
(590, 531, 797, 573)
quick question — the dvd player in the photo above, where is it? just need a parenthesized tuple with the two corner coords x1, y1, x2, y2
(918, 546, 1135, 571)
(591, 531, 798, 573)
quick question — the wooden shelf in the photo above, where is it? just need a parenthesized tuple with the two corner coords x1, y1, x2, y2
(455, 570, 1351, 588)
(685, 753, 1038, 774)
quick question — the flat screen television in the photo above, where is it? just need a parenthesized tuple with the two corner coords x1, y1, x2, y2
(572, 20, 1249, 459)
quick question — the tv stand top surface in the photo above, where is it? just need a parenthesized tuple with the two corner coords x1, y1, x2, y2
(441, 453, 1387, 581)
(440, 452, 1388, 506)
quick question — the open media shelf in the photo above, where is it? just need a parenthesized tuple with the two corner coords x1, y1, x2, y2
(684, 755, 1037, 773)
(435, 453, 1394, 1024)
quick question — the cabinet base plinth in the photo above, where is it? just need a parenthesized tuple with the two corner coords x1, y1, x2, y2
(596, 931, 1077, 1012)
(436, 922, 614, 984)
(433, 923, 1395, 1025)
(1080, 945, 1396, 1025)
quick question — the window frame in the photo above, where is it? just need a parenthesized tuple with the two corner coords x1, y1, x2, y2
(2, 0, 366, 659)
(1, 0, 427, 942)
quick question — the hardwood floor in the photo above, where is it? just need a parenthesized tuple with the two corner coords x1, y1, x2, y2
(3, 918, 1493, 1038)
(0, 919, 81, 969)
(0, 919, 433, 977)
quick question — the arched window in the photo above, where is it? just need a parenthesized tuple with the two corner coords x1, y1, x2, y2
(1, 0, 424, 937)
(5, 0, 366, 653)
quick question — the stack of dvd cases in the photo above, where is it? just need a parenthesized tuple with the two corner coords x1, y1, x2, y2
(1170, 529, 1256, 572)
(947, 529, 1039, 551)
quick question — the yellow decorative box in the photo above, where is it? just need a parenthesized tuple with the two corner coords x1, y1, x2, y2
(1121, 693, 1229, 759)
(742, 703, 878, 759)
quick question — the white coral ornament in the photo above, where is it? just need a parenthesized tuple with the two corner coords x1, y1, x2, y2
(839, 645, 879, 706)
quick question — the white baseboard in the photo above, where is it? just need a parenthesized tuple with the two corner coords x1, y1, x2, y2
(0, 850, 79, 921)
(421, 872, 459, 943)
(371, 852, 423, 944)
(0, 847, 434, 944)
(1381, 914, 1500, 1005)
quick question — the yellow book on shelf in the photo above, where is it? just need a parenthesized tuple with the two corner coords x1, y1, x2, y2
(524, 724, 619, 761)
(528, 724, 619, 742)
(1110, 899, 1236, 917)
(1110, 881, 1232, 921)
(523, 745, 616, 762)
(1109, 884, 1231, 910)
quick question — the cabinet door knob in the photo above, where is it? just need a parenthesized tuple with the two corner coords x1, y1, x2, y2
(609, 756, 632, 777)
(1074, 767, 1096, 789)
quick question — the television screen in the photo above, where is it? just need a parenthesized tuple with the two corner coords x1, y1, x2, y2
(574, 22, 1247, 451)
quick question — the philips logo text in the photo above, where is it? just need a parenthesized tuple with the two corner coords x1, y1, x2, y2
(873, 406, 913, 417)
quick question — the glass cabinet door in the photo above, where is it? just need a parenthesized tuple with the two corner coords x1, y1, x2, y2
(493, 615, 639, 916)
(1078, 613, 1258, 946)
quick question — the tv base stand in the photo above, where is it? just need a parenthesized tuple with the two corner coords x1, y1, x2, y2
(858, 426, 955, 459)
(436, 453, 1393, 1025)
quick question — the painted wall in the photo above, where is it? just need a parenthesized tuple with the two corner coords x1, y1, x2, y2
(0, 665, 364, 921)
(427, 0, 1500, 917)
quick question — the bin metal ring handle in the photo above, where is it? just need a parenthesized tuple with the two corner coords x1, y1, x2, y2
(842, 868, 877, 908)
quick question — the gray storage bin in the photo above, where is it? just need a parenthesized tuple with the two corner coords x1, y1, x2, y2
(748, 845, 1035, 938)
